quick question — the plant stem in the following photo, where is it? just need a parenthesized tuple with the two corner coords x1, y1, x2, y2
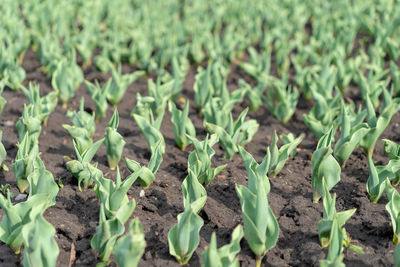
(256, 256, 263, 267)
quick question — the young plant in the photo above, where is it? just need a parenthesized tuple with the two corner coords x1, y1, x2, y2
(182, 169, 207, 214)
(366, 154, 386, 203)
(93, 167, 140, 224)
(13, 134, 40, 193)
(318, 178, 363, 255)
(133, 113, 166, 173)
(131, 93, 164, 130)
(0, 88, 6, 116)
(239, 78, 268, 112)
(91, 205, 125, 263)
(107, 64, 145, 106)
(168, 100, 196, 150)
(114, 218, 146, 267)
(85, 79, 111, 120)
(333, 103, 369, 167)
(148, 78, 174, 116)
(269, 131, 303, 177)
(193, 66, 213, 114)
(66, 97, 96, 138)
(355, 68, 388, 110)
(20, 82, 58, 124)
(105, 109, 126, 170)
(385, 179, 400, 244)
(0, 131, 7, 171)
(125, 158, 155, 189)
(319, 218, 345, 267)
(377, 139, 400, 186)
(201, 225, 244, 267)
(187, 134, 227, 186)
(22, 211, 59, 267)
(168, 206, 204, 265)
(303, 91, 341, 139)
(63, 124, 93, 157)
(66, 138, 104, 191)
(203, 86, 245, 128)
(27, 158, 59, 205)
(16, 104, 45, 141)
(360, 90, 400, 156)
(147, 139, 165, 174)
(280, 133, 300, 157)
(235, 147, 279, 267)
(205, 108, 259, 159)
(0, 192, 50, 254)
(52, 53, 84, 108)
(170, 55, 189, 101)
(264, 79, 299, 124)
(237, 47, 271, 82)
(390, 61, 400, 96)
(311, 128, 341, 203)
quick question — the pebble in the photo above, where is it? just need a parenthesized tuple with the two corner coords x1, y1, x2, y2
(15, 194, 27, 201)
(139, 190, 145, 197)
(3, 121, 14, 127)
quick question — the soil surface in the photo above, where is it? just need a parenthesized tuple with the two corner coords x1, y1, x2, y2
(0, 49, 398, 266)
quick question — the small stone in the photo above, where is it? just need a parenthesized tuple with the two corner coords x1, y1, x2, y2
(139, 190, 145, 197)
(3, 121, 14, 127)
(15, 194, 27, 201)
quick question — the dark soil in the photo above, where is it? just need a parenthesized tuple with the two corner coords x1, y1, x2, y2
(0, 49, 398, 266)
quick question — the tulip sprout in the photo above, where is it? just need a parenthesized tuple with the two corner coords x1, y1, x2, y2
(311, 128, 341, 203)
(105, 109, 126, 170)
(236, 147, 279, 267)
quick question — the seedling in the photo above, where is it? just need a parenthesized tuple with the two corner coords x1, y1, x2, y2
(334, 102, 369, 167)
(236, 147, 279, 267)
(105, 109, 126, 170)
(311, 128, 341, 203)
(66, 97, 96, 138)
(269, 131, 303, 177)
(205, 108, 259, 159)
(114, 218, 146, 267)
(187, 134, 227, 186)
(52, 53, 84, 108)
(202, 225, 244, 267)
(85, 79, 111, 120)
(168, 100, 196, 150)
(107, 64, 145, 106)
(168, 206, 204, 265)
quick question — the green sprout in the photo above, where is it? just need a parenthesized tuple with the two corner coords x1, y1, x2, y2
(311, 128, 341, 203)
(114, 218, 146, 267)
(202, 225, 244, 267)
(264, 78, 299, 124)
(186, 134, 227, 186)
(66, 97, 96, 138)
(333, 102, 369, 167)
(360, 89, 400, 157)
(205, 108, 259, 159)
(51, 52, 84, 108)
(85, 79, 111, 121)
(105, 109, 126, 170)
(66, 138, 104, 191)
(168, 100, 196, 150)
(385, 179, 400, 244)
(236, 147, 279, 267)
(366, 154, 386, 203)
(22, 211, 59, 267)
(269, 131, 303, 178)
(168, 206, 204, 265)
(107, 64, 145, 106)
